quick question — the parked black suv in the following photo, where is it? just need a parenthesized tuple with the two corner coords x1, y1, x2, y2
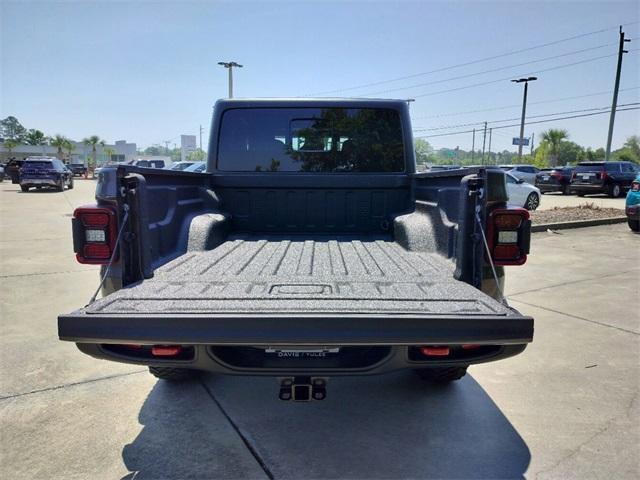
(571, 161, 639, 197)
(69, 163, 88, 176)
(535, 166, 575, 195)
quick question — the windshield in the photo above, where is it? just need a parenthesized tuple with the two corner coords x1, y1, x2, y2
(217, 107, 405, 172)
(575, 164, 604, 173)
(23, 161, 54, 169)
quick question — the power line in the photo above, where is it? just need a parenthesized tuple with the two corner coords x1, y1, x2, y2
(415, 106, 639, 138)
(400, 52, 626, 99)
(411, 86, 640, 119)
(359, 43, 615, 96)
(413, 103, 640, 131)
(306, 21, 639, 96)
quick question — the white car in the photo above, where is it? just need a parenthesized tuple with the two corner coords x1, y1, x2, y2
(183, 161, 206, 173)
(168, 161, 195, 171)
(506, 172, 541, 210)
(500, 164, 540, 184)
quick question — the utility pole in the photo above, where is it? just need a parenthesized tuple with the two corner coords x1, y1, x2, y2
(481, 122, 488, 164)
(530, 132, 535, 156)
(218, 61, 243, 98)
(471, 129, 476, 161)
(511, 76, 537, 159)
(605, 26, 630, 161)
(199, 125, 204, 151)
(163, 140, 170, 154)
(487, 128, 493, 164)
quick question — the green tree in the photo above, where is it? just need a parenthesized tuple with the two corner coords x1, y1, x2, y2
(50, 135, 69, 160)
(3, 138, 20, 157)
(0, 116, 26, 141)
(23, 129, 49, 147)
(624, 135, 640, 159)
(144, 145, 163, 156)
(612, 135, 640, 163)
(556, 141, 585, 165)
(187, 149, 206, 161)
(540, 129, 569, 167)
(83, 135, 105, 176)
(414, 138, 434, 168)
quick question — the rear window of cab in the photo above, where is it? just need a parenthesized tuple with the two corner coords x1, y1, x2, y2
(217, 107, 405, 173)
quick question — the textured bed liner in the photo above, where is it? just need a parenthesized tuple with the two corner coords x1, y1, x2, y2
(85, 235, 515, 317)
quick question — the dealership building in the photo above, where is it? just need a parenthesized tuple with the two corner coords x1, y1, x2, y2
(0, 139, 137, 165)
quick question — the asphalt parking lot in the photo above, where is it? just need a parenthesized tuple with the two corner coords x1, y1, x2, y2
(1, 179, 638, 479)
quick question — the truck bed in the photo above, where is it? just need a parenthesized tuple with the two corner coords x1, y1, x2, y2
(60, 235, 533, 346)
(87, 235, 508, 316)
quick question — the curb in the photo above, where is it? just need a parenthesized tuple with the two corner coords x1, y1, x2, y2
(531, 216, 627, 232)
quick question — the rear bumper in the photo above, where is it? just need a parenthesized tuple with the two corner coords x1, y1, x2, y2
(571, 183, 606, 193)
(20, 177, 58, 187)
(536, 183, 563, 192)
(626, 205, 640, 220)
(58, 312, 533, 346)
(74, 342, 529, 375)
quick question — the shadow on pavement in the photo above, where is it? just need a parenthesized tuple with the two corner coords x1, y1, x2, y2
(122, 371, 529, 479)
(120, 380, 268, 480)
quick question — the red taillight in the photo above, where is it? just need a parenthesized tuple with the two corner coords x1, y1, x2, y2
(73, 205, 117, 264)
(600, 171, 608, 181)
(571, 172, 576, 180)
(151, 345, 183, 357)
(81, 213, 110, 227)
(486, 207, 530, 266)
(419, 346, 450, 357)
(552, 172, 563, 180)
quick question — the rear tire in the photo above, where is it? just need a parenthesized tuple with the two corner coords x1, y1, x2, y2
(68, 178, 74, 190)
(562, 184, 570, 195)
(628, 219, 640, 232)
(577, 192, 586, 197)
(148, 366, 199, 381)
(415, 366, 468, 383)
(525, 192, 539, 211)
(20, 185, 29, 192)
(609, 183, 622, 198)
(57, 179, 64, 192)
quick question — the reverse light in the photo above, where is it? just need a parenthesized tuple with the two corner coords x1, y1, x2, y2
(72, 205, 118, 264)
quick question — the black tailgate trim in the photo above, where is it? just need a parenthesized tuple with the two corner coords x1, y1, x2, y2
(58, 312, 533, 345)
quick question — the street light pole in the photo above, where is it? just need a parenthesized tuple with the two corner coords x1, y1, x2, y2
(218, 61, 243, 98)
(511, 76, 537, 159)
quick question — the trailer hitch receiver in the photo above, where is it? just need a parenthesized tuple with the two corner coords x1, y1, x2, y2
(279, 377, 327, 401)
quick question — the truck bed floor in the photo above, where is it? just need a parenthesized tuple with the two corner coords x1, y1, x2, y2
(86, 235, 515, 317)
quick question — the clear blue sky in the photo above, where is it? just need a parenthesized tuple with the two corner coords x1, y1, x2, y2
(1, 1, 638, 154)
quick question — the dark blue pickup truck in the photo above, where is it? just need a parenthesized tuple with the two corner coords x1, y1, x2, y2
(58, 99, 534, 400)
(20, 157, 74, 192)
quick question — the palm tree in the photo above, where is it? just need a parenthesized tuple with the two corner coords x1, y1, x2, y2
(63, 140, 76, 162)
(103, 147, 116, 164)
(24, 129, 50, 154)
(3, 139, 20, 158)
(83, 135, 105, 177)
(540, 129, 569, 167)
(50, 135, 69, 160)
